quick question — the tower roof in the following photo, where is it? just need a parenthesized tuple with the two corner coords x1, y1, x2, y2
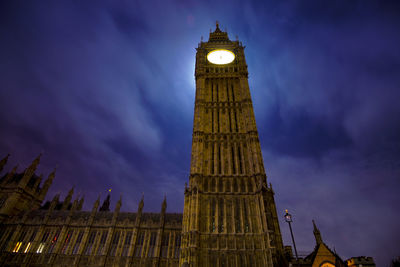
(208, 21, 230, 42)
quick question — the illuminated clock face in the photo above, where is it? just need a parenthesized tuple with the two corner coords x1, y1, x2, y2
(207, 49, 235, 65)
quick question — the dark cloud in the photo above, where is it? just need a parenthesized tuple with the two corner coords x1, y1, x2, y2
(1, 0, 399, 265)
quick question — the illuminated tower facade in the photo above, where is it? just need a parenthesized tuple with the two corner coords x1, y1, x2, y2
(180, 23, 285, 266)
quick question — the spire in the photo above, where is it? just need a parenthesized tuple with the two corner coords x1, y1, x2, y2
(3, 165, 18, 184)
(92, 195, 100, 212)
(27, 153, 41, 172)
(312, 220, 323, 245)
(40, 166, 56, 198)
(33, 174, 43, 192)
(49, 193, 60, 210)
(138, 193, 144, 214)
(71, 197, 79, 211)
(115, 195, 122, 212)
(99, 194, 111, 211)
(61, 186, 74, 210)
(0, 154, 10, 173)
(161, 195, 167, 214)
(160, 195, 167, 225)
(78, 196, 84, 210)
(20, 153, 41, 187)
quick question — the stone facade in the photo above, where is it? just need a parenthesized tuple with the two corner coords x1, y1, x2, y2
(0, 182, 182, 267)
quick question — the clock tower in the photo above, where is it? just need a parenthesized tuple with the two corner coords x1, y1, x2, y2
(180, 23, 285, 267)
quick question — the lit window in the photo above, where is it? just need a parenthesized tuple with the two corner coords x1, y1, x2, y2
(23, 242, 31, 253)
(61, 231, 73, 254)
(36, 243, 45, 253)
(12, 242, 22, 253)
(48, 231, 60, 253)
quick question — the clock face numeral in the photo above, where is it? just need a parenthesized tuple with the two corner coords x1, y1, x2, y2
(207, 49, 235, 64)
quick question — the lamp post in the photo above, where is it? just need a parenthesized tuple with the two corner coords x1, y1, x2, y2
(284, 209, 299, 261)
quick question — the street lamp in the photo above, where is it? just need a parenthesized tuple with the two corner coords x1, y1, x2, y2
(284, 209, 299, 261)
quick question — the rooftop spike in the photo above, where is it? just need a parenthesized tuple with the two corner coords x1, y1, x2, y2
(115, 194, 122, 212)
(28, 153, 42, 170)
(71, 197, 79, 211)
(92, 195, 100, 212)
(312, 220, 323, 245)
(78, 196, 84, 210)
(161, 194, 167, 213)
(33, 174, 43, 191)
(0, 153, 10, 173)
(39, 166, 57, 198)
(138, 193, 144, 213)
(49, 193, 60, 210)
(61, 186, 74, 210)
(99, 194, 111, 212)
(3, 164, 18, 184)
(20, 153, 42, 188)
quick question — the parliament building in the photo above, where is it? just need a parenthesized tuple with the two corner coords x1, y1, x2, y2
(0, 24, 375, 267)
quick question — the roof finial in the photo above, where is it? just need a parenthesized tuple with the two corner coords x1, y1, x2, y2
(216, 20, 220, 31)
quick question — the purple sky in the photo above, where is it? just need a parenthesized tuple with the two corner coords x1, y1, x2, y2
(1, 1, 399, 265)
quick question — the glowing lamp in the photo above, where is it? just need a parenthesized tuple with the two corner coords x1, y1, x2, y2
(284, 209, 292, 222)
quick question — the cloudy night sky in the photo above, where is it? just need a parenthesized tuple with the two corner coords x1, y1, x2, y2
(1, 0, 399, 265)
